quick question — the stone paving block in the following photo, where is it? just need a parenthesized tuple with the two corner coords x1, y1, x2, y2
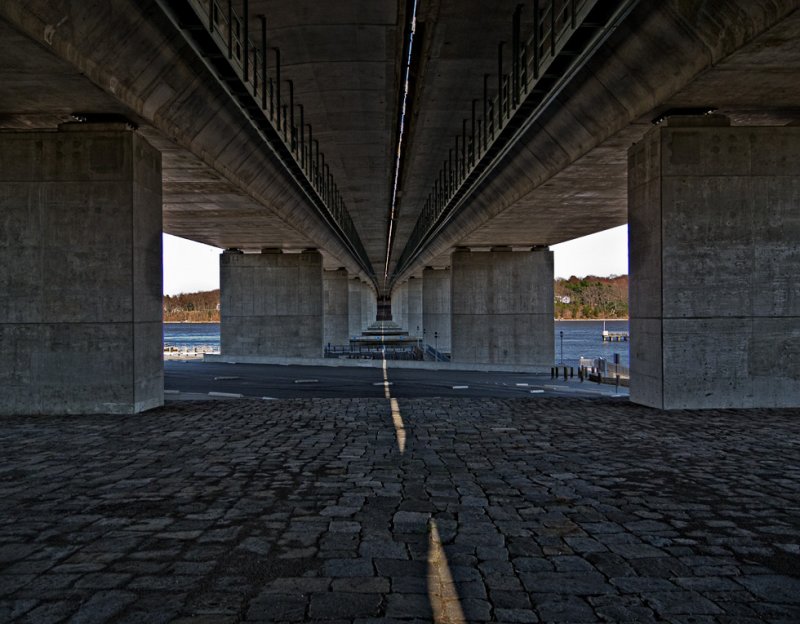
(495, 607, 539, 622)
(532, 595, 597, 622)
(331, 576, 390, 593)
(308, 592, 383, 619)
(324, 557, 374, 577)
(70, 590, 137, 624)
(16, 600, 78, 624)
(645, 590, 724, 615)
(246, 592, 307, 622)
(1, 397, 799, 622)
(385, 593, 433, 619)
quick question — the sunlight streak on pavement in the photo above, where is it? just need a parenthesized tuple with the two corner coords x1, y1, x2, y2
(383, 355, 406, 453)
(427, 519, 465, 624)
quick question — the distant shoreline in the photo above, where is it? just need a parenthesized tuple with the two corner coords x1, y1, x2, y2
(165, 319, 630, 324)
(555, 318, 629, 322)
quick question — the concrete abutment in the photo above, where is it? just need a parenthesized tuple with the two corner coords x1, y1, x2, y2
(451, 248, 554, 367)
(220, 249, 324, 358)
(628, 117, 800, 409)
(0, 125, 163, 415)
(422, 267, 451, 353)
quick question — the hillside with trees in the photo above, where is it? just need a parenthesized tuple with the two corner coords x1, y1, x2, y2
(163, 289, 220, 322)
(163, 276, 629, 322)
(554, 275, 628, 319)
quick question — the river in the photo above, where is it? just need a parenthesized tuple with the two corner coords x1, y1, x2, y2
(164, 320, 630, 367)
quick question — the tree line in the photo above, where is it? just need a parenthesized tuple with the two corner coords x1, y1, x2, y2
(163, 276, 629, 322)
(554, 275, 628, 319)
(163, 289, 220, 322)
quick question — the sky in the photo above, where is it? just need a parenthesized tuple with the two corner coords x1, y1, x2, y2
(162, 224, 629, 295)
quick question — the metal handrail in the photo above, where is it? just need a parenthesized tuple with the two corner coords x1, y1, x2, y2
(180, 0, 372, 277)
(393, 0, 636, 282)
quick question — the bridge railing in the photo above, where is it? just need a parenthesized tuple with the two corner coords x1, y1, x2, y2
(168, 0, 372, 276)
(393, 0, 639, 279)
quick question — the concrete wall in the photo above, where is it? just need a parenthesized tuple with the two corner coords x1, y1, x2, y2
(451, 249, 554, 366)
(360, 283, 374, 330)
(392, 282, 408, 329)
(220, 250, 323, 358)
(348, 278, 363, 338)
(629, 118, 800, 409)
(406, 277, 423, 338)
(323, 269, 349, 347)
(423, 268, 451, 353)
(0, 125, 163, 414)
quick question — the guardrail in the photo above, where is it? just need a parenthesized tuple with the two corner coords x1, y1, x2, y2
(157, 0, 373, 278)
(392, 0, 640, 281)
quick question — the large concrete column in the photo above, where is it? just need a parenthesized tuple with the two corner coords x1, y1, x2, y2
(406, 277, 423, 339)
(629, 116, 800, 409)
(451, 248, 553, 366)
(220, 249, 323, 357)
(348, 278, 362, 338)
(0, 124, 163, 414)
(323, 268, 349, 347)
(423, 267, 451, 353)
(393, 282, 408, 329)
(360, 282, 373, 330)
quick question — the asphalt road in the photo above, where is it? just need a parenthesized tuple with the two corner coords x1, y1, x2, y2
(164, 360, 627, 400)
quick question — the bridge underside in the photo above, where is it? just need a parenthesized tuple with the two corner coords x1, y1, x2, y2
(0, 0, 799, 412)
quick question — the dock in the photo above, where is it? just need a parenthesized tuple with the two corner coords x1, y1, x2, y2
(602, 330, 629, 342)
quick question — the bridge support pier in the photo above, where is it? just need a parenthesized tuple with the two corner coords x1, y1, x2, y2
(0, 125, 163, 414)
(629, 117, 800, 409)
(423, 267, 451, 355)
(323, 268, 349, 347)
(392, 282, 409, 330)
(406, 277, 423, 341)
(451, 248, 554, 366)
(220, 249, 323, 358)
(348, 278, 363, 338)
(360, 282, 375, 330)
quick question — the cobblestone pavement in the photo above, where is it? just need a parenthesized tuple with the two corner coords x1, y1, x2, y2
(1, 397, 799, 623)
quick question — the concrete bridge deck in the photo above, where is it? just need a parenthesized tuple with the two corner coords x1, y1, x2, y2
(2, 397, 799, 623)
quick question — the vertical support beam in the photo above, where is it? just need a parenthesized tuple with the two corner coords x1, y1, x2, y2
(0, 125, 164, 414)
(423, 267, 451, 355)
(227, 0, 233, 58)
(287, 80, 295, 153)
(628, 116, 800, 409)
(483, 74, 489, 147)
(323, 268, 349, 348)
(512, 3, 522, 106)
(273, 47, 281, 130)
(451, 248, 553, 366)
(406, 277, 423, 342)
(242, 0, 249, 80)
(348, 278, 363, 338)
(471, 100, 477, 166)
(298, 105, 305, 168)
(220, 249, 323, 358)
(533, 0, 540, 79)
(462, 119, 467, 177)
(497, 41, 505, 125)
(259, 15, 267, 109)
(360, 282, 373, 331)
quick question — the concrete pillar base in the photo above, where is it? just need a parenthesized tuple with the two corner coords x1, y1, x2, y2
(629, 118, 800, 409)
(323, 269, 349, 347)
(220, 250, 323, 358)
(423, 267, 451, 353)
(406, 277, 423, 339)
(451, 249, 554, 366)
(0, 125, 163, 414)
